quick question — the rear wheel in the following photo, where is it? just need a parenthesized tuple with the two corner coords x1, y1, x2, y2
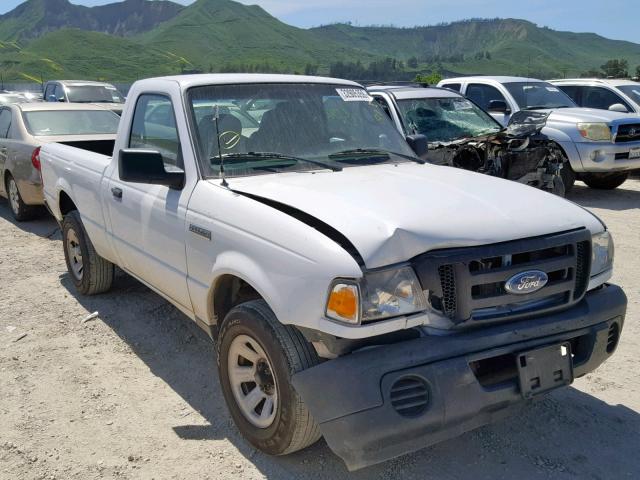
(581, 172, 629, 190)
(5, 174, 39, 222)
(217, 299, 321, 455)
(62, 210, 114, 295)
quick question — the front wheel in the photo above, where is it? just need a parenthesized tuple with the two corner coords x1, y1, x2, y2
(217, 300, 321, 455)
(581, 172, 629, 190)
(62, 210, 114, 295)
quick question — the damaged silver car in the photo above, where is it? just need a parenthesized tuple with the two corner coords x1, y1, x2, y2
(368, 85, 566, 195)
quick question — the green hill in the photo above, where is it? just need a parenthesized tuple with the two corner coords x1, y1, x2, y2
(137, 0, 374, 72)
(0, 0, 639, 82)
(311, 19, 640, 78)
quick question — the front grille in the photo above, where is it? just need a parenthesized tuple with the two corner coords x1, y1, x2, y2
(413, 229, 592, 326)
(615, 123, 640, 143)
(389, 376, 430, 417)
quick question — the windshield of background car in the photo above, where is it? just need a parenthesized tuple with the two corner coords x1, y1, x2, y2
(66, 85, 125, 104)
(188, 83, 417, 178)
(397, 97, 502, 142)
(504, 82, 576, 110)
(617, 85, 640, 107)
(23, 110, 120, 136)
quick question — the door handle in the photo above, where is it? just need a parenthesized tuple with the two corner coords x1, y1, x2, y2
(111, 187, 123, 199)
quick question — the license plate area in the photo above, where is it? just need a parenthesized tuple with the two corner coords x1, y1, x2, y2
(629, 147, 640, 159)
(517, 343, 573, 399)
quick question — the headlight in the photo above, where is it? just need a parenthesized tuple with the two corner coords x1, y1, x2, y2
(578, 123, 611, 141)
(591, 231, 614, 277)
(326, 266, 427, 324)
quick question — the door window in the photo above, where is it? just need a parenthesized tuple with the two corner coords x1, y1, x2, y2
(466, 84, 507, 111)
(556, 85, 581, 105)
(44, 84, 54, 101)
(581, 86, 631, 111)
(129, 94, 182, 167)
(442, 83, 461, 92)
(54, 84, 65, 102)
(0, 109, 12, 138)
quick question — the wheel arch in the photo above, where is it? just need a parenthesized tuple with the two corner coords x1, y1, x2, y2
(209, 272, 266, 328)
(59, 190, 77, 216)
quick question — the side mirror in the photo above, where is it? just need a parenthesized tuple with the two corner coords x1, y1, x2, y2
(58, 97, 66, 102)
(47, 94, 57, 102)
(488, 100, 511, 113)
(119, 149, 185, 190)
(406, 134, 428, 157)
(609, 103, 629, 113)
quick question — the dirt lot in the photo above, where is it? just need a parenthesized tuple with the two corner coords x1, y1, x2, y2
(1, 180, 639, 480)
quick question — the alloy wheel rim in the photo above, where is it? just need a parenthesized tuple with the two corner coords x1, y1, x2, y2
(8, 179, 20, 215)
(227, 334, 278, 428)
(66, 228, 83, 281)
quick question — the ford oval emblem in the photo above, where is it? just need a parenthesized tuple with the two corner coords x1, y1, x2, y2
(504, 270, 548, 295)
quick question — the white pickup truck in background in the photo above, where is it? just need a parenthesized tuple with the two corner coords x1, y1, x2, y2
(40, 74, 627, 470)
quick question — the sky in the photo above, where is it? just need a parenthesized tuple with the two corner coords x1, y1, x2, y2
(1, 0, 639, 44)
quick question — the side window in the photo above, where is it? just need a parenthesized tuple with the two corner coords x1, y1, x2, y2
(44, 84, 54, 101)
(129, 94, 182, 167)
(582, 86, 631, 112)
(373, 96, 392, 118)
(442, 83, 461, 92)
(466, 83, 507, 111)
(0, 109, 12, 138)
(557, 85, 581, 105)
(54, 84, 65, 102)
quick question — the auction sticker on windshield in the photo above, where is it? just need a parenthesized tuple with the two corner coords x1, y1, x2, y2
(453, 99, 474, 110)
(336, 88, 372, 102)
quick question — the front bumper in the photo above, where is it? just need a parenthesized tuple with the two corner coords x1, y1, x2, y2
(574, 141, 640, 172)
(292, 284, 627, 470)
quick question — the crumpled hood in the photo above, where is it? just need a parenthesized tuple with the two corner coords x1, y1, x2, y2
(545, 107, 637, 124)
(225, 163, 603, 268)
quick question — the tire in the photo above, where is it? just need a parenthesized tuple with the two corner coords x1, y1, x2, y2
(5, 174, 39, 222)
(217, 299, 321, 455)
(559, 161, 576, 195)
(581, 172, 629, 190)
(61, 210, 114, 295)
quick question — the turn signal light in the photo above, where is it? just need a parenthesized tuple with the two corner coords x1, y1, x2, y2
(326, 283, 359, 323)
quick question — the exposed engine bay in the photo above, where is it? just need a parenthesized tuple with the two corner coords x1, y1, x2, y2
(426, 111, 565, 195)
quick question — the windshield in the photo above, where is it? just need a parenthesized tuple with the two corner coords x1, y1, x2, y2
(397, 97, 501, 142)
(66, 85, 124, 104)
(504, 82, 576, 110)
(23, 110, 120, 136)
(188, 83, 417, 178)
(617, 85, 640, 106)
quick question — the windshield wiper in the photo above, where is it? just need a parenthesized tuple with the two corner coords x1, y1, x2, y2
(210, 152, 342, 172)
(329, 148, 425, 164)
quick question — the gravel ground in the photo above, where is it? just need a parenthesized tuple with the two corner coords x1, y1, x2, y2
(1, 180, 639, 480)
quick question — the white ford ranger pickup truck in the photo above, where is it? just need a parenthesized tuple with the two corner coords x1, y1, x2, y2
(40, 74, 627, 471)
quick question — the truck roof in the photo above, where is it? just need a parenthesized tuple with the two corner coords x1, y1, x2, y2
(367, 85, 461, 100)
(143, 73, 361, 89)
(550, 78, 640, 87)
(442, 76, 544, 84)
(47, 80, 117, 87)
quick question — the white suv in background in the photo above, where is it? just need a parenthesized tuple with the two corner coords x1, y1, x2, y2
(549, 78, 640, 114)
(438, 76, 640, 191)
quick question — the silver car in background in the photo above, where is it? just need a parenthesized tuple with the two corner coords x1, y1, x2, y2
(43, 80, 126, 115)
(0, 103, 119, 221)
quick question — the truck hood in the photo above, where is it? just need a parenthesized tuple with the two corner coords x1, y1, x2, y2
(543, 107, 639, 124)
(224, 163, 603, 268)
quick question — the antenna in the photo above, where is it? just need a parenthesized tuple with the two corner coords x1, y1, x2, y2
(213, 105, 228, 187)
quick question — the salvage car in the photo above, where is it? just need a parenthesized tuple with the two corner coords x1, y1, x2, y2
(0, 103, 119, 220)
(43, 80, 126, 115)
(550, 78, 640, 114)
(41, 74, 626, 470)
(368, 85, 566, 194)
(439, 76, 640, 191)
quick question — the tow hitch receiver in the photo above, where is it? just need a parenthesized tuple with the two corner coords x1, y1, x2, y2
(517, 343, 573, 399)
